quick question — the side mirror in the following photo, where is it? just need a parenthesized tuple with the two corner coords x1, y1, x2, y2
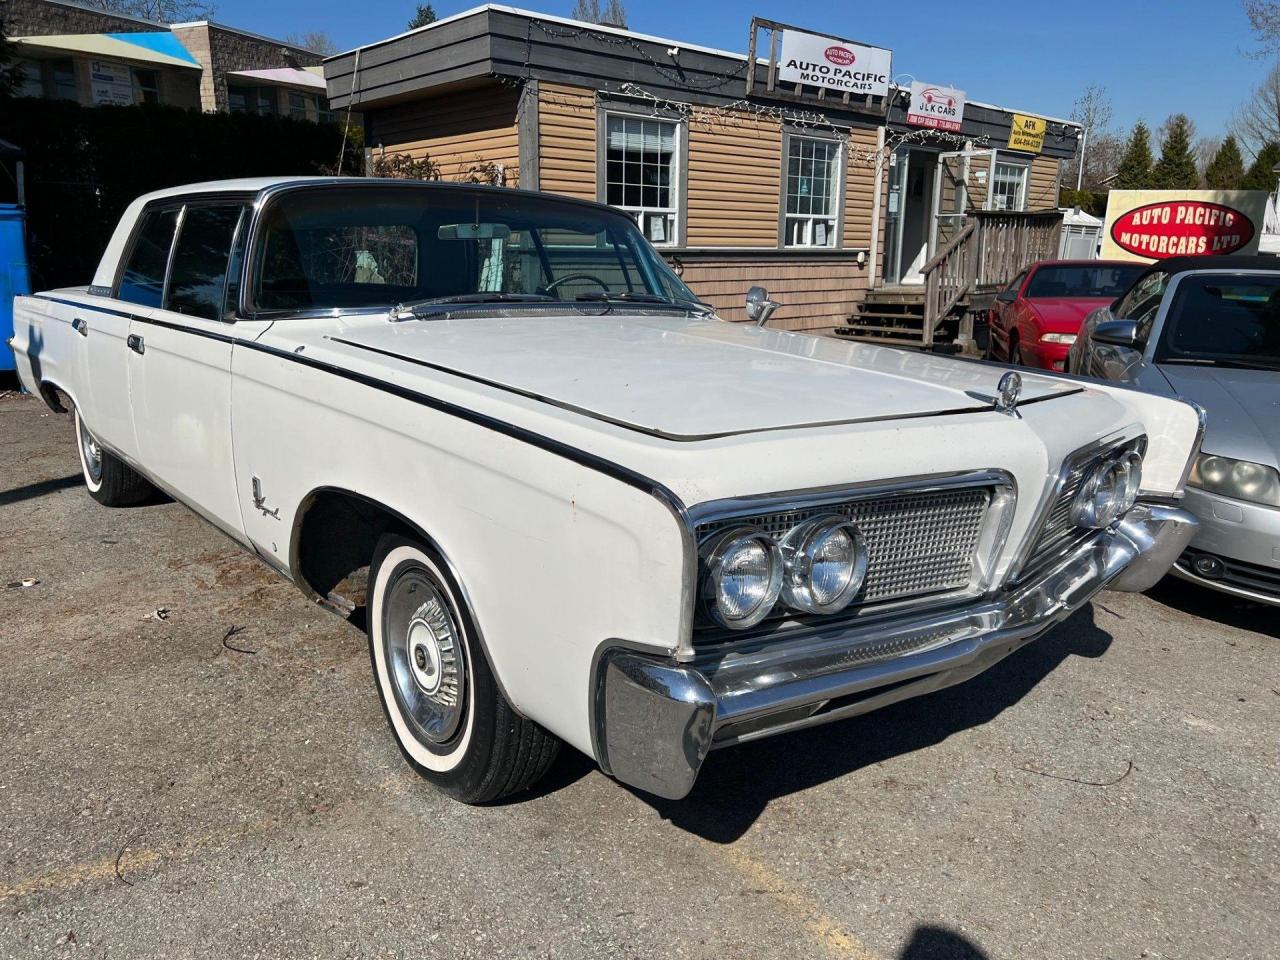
(1091, 318, 1144, 350)
(995, 288, 1018, 304)
(745, 286, 780, 327)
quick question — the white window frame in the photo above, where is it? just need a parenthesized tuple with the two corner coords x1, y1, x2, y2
(780, 131, 845, 249)
(990, 160, 1029, 212)
(597, 109, 684, 248)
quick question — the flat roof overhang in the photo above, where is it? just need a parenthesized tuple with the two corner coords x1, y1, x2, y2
(324, 4, 1079, 160)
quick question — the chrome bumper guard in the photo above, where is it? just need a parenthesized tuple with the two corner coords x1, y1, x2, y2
(595, 503, 1196, 800)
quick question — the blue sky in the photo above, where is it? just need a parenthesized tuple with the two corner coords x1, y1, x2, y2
(213, 0, 1263, 147)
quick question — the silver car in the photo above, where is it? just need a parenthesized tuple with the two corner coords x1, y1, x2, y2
(1070, 255, 1280, 607)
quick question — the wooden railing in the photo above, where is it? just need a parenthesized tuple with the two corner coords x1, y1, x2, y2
(922, 210, 1064, 343)
(921, 220, 976, 347)
(971, 210, 1064, 290)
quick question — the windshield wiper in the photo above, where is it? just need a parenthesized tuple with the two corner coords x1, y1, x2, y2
(396, 293, 557, 319)
(574, 292, 713, 313)
(1162, 356, 1280, 371)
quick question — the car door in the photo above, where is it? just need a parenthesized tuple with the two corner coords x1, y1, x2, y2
(990, 270, 1026, 359)
(83, 207, 180, 461)
(126, 200, 259, 540)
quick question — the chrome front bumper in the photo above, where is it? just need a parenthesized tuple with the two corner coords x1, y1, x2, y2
(594, 503, 1197, 800)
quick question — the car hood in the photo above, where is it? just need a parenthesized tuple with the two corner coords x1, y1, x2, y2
(1027, 297, 1111, 332)
(325, 313, 1079, 439)
(1157, 364, 1280, 468)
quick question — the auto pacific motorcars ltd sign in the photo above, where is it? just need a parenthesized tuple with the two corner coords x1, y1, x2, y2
(777, 29, 892, 98)
(1100, 190, 1267, 262)
(907, 81, 965, 132)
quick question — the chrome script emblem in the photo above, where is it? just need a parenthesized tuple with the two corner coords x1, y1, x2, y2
(995, 371, 1022, 416)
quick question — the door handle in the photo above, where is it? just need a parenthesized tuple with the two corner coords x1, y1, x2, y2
(72, 317, 88, 337)
(126, 333, 145, 355)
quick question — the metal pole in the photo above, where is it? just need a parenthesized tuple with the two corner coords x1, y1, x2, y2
(1076, 127, 1088, 192)
(16, 160, 25, 207)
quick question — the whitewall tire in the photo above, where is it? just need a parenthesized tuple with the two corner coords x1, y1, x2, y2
(74, 407, 153, 507)
(367, 532, 560, 802)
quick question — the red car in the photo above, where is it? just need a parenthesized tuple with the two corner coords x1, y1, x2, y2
(987, 260, 1147, 371)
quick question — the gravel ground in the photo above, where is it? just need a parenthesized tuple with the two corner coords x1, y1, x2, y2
(1, 388, 1277, 960)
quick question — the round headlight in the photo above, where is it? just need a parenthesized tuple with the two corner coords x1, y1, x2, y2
(1072, 452, 1141, 529)
(780, 516, 868, 615)
(703, 528, 783, 629)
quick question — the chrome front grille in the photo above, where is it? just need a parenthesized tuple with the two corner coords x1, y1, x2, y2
(696, 485, 992, 609)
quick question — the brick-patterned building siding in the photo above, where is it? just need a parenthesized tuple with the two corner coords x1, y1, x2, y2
(4, 0, 160, 36)
(170, 22, 324, 113)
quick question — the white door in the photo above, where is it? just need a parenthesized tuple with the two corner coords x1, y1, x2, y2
(127, 201, 258, 539)
(85, 206, 182, 460)
(931, 150, 969, 254)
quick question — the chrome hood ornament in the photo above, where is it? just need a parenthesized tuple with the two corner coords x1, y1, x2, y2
(995, 371, 1022, 417)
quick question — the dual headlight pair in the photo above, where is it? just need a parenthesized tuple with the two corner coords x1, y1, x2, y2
(1189, 454, 1280, 507)
(701, 517, 868, 630)
(1070, 449, 1143, 529)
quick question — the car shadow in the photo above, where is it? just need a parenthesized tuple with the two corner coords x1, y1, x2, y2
(0, 473, 83, 507)
(899, 925, 991, 959)
(637, 604, 1113, 843)
(1145, 575, 1279, 639)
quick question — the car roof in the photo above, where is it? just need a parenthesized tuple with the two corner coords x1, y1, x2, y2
(1141, 255, 1280, 275)
(1029, 259, 1142, 268)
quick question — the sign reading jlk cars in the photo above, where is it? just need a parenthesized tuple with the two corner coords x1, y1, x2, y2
(778, 29, 892, 98)
(907, 82, 965, 132)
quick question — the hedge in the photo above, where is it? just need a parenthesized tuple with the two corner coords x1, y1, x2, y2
(0, 99, 362, 289)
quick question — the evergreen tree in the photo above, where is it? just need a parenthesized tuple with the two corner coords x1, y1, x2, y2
(1205, 136, 1246, 189)
(0, 5, 23, 101)
(407, 3, 437, 29)
(1151, 115, 1201, 189)
(1114, 122, 1155, 190)
(1242, 141, 1280, 191)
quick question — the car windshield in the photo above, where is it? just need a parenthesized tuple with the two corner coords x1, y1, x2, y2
(250, 186, 700, 314)
(1025, 263, 1146, 299)
(1156, 273, 1280, 369)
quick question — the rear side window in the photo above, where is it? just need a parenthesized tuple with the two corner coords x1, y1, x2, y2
(167, 205, 245, 320)
(117, 208, 179, 308)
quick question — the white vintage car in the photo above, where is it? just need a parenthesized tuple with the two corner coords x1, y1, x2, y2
(10, 178, 1204, 802)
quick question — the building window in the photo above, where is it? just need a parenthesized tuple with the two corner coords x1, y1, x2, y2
(15, 58, 44, 99)
(50, 59, 78, 100)
(783, 135, 841, 248)
(228, 84, 278, 115)
(603, 113, 679, 247)
(133, 68, 160, 105)
(289, 90, 309, 120)
(990, 162, 1028, 211)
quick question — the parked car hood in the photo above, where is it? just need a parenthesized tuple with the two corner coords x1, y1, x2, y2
(323, 314, 1078, 439)
(1027, 297, 1112, 333)
(1157, 364, 1280, 468)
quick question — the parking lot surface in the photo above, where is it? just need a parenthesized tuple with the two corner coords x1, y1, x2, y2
(1, 388, 1277, 960)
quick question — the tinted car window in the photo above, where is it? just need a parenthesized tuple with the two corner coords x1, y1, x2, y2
(1157, 274, 1280, 367)
(1026, 264, 1145, 299)
(167, 205, 246, 320)
(1111, 269, 1169, 342)
(117, 208, 179, 308)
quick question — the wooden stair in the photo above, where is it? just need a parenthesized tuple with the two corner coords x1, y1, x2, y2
(832, 287, 960, 350)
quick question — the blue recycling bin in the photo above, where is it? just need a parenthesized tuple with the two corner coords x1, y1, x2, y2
(1, 203, 31, 373)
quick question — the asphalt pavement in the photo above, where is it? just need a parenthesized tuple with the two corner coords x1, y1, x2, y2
(1, 388, 1277, 959)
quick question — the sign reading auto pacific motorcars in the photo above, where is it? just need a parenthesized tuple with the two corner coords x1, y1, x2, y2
(907, 81, 965, 132)
(778, 29, 892, 98)
(1101, 190, 1267, 262)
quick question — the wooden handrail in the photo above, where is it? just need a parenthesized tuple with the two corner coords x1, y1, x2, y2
(920, 220, 975, 274)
